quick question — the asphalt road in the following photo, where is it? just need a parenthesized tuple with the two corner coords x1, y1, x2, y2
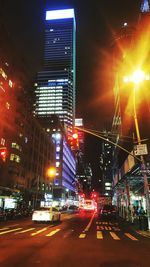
(0, 212, 150, 267)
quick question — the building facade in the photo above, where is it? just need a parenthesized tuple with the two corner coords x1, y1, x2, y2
(34, 8, 76, 136)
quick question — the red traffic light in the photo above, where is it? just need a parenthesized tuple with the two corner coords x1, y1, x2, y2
(0, 147, 7, 162)
(72, 133, 78, 139)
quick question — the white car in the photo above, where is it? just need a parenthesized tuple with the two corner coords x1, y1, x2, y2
(32, 207, 61, 223)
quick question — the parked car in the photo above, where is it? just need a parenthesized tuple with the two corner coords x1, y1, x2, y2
(100, 205, 117, 218)
(32, 207, 61, 223)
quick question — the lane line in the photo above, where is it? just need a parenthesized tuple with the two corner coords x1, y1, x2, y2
(31, 227, 49, 236)
(84, 212, 95, 232)
(125, 233, 138, 241)
(79, 212, 96, 239)
(46, 228, 60, 237)
(15, 228, 35, 234)
(97, 231, 103, 239)
(110, 231, 120, 240)
(0, 228, 22, 235)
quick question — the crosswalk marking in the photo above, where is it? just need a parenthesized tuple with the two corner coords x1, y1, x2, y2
(110, 231, 120, 240)
(125, 233, 138, 241)
(46, 229, 60, 237)
(0, 228, 22, 235)
(0, 227, 9, 231)
(15, 228, 35, 234)
(31, 227, 49, 236)
(0, 223, 139, 242)
(97, 231, 103, 239)
(5, 224, 19, 228)
(79, 233, 86, 238)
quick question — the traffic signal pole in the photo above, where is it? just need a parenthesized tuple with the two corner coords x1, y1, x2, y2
(75, 126, 150, 229)
(133, 86, 150, 229)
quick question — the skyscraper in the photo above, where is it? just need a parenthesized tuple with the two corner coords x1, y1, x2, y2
(34, 8, 76, 135)
(33, 9, 77, 202)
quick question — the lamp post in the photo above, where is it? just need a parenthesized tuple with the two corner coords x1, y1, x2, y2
(124, 69, 150, 229)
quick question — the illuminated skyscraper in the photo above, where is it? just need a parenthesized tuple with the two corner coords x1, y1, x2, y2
(34, 8, 76, 134)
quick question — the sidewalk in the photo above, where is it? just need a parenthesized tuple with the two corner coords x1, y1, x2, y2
(119, 216, 150, 238)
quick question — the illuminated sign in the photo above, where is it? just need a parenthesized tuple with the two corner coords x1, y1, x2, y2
(46, 9, 74, 20)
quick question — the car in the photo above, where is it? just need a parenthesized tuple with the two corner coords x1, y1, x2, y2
(100, 205, 117, 218)
(68, 205, 79, 212)
(80, 199, 97, 213)
(32, 207, 61, 223)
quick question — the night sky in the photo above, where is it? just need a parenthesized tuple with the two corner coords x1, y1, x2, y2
(1, 0, 141, 187)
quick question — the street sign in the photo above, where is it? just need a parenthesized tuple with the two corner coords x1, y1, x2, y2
(134, 144, 148, 156)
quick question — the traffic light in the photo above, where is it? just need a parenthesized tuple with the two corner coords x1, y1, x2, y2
(0, 147, 7, 162)
(70, 131, 79, 150)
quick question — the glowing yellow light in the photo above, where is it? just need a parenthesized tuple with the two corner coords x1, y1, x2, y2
(47, 167, 56, 177)
(123, 76, 129, 83)
(131, 70, 145, 84)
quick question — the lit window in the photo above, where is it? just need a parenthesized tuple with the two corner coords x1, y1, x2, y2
(10, 154, 15, 161)
(1, 138, 5, 146)
(56, 146, 60, 152)
(56, 161, 60, 167)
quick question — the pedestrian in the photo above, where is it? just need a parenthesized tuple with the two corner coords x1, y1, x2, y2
(130, 205, 136, 224)
(138, 206, 145, 230)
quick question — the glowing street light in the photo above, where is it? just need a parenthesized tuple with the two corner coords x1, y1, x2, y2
(123, 69, 150, 84)
(123, 69, 150, 229)
(47, 166, 56, 178)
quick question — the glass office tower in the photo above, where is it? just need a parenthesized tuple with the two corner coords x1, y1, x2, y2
(34, 9, 76, 134)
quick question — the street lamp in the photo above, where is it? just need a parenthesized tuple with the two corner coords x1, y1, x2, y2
(123, 69, 150, 229)
(47, 166, 56, 178)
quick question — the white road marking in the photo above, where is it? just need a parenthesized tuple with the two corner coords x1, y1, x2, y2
(79, 233, 86, 238)
(31, 227, 49, 236)
(0, 227, 9, 231)
(125, 233, 138, 241)
(15, 228, 35, 234)
(0, 228, 22, 235)
(97, 231, 103, 239)
(46, 229, 60, 237)
(110, 231, 120, 240)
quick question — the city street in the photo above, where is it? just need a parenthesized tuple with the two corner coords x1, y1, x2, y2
(0, 212, 150, 267)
